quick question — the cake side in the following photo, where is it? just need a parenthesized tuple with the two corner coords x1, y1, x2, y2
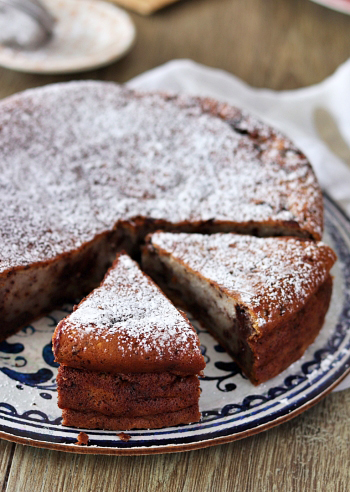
(142, 232, 336, 384)
(57, 367, 200, 418)
(61, 406, 201, 431)
(249, 275, 333, 383)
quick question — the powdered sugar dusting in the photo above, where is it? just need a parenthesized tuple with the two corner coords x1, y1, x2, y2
(0, 81, 322, 272)
(62, 254, 200, 358)
(150, 232, 336, 328)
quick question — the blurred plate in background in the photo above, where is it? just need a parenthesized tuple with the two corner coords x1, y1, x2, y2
(0, 0, 136, 74)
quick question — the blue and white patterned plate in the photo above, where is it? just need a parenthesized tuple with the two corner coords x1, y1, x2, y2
(0, 194, 349, 455)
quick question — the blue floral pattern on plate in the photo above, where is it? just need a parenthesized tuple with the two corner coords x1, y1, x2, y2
(0, 194, 349, 453)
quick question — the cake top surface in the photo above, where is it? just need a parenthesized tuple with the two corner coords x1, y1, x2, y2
(53, 253, 204, 374)
(147, 232, 336, 331)
(0, 80, 323, 272)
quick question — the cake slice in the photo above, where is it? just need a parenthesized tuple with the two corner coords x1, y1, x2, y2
(143, 232, 337, 385)
(53, 253, 205, 430)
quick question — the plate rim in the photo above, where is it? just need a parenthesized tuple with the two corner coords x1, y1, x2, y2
(0, 370, 348, 455)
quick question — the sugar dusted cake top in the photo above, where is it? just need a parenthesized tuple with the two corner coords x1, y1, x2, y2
(146, 232, 336, 332)
(53, 253, 205, 375)
(0, 80, 323, 273)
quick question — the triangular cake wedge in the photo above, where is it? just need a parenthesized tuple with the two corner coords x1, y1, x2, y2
(143, 233, 336, 385)
(53, 253, 205, 430)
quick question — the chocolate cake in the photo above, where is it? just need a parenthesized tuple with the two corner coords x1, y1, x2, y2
(0, 80, 324, 341)
(143, 232, 336, 385)
(53, 253, 205, 430)
(0, 80, 336, 431)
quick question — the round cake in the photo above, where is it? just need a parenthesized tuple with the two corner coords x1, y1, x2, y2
(0, 81, 324, 339)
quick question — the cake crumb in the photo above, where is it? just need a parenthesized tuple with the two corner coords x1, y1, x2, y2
(76, 432, 89, 445)
(117, 432, 131, 442)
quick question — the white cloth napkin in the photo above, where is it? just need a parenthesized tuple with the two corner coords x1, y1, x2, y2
(128, 59, 350, 392)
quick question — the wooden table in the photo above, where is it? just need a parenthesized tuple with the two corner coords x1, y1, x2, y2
(0, 0, 349, 490)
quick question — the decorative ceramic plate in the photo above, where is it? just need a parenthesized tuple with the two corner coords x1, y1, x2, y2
(0, 194, 349, 455)
(0, 0, 136, 74)
(310, 0, 350, 15)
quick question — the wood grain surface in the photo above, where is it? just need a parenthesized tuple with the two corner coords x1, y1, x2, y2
(0, 0, 349, 490)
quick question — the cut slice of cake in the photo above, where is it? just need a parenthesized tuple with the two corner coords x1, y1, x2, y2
(53, 253, 205, 430)
(143, 232, 337, 385)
